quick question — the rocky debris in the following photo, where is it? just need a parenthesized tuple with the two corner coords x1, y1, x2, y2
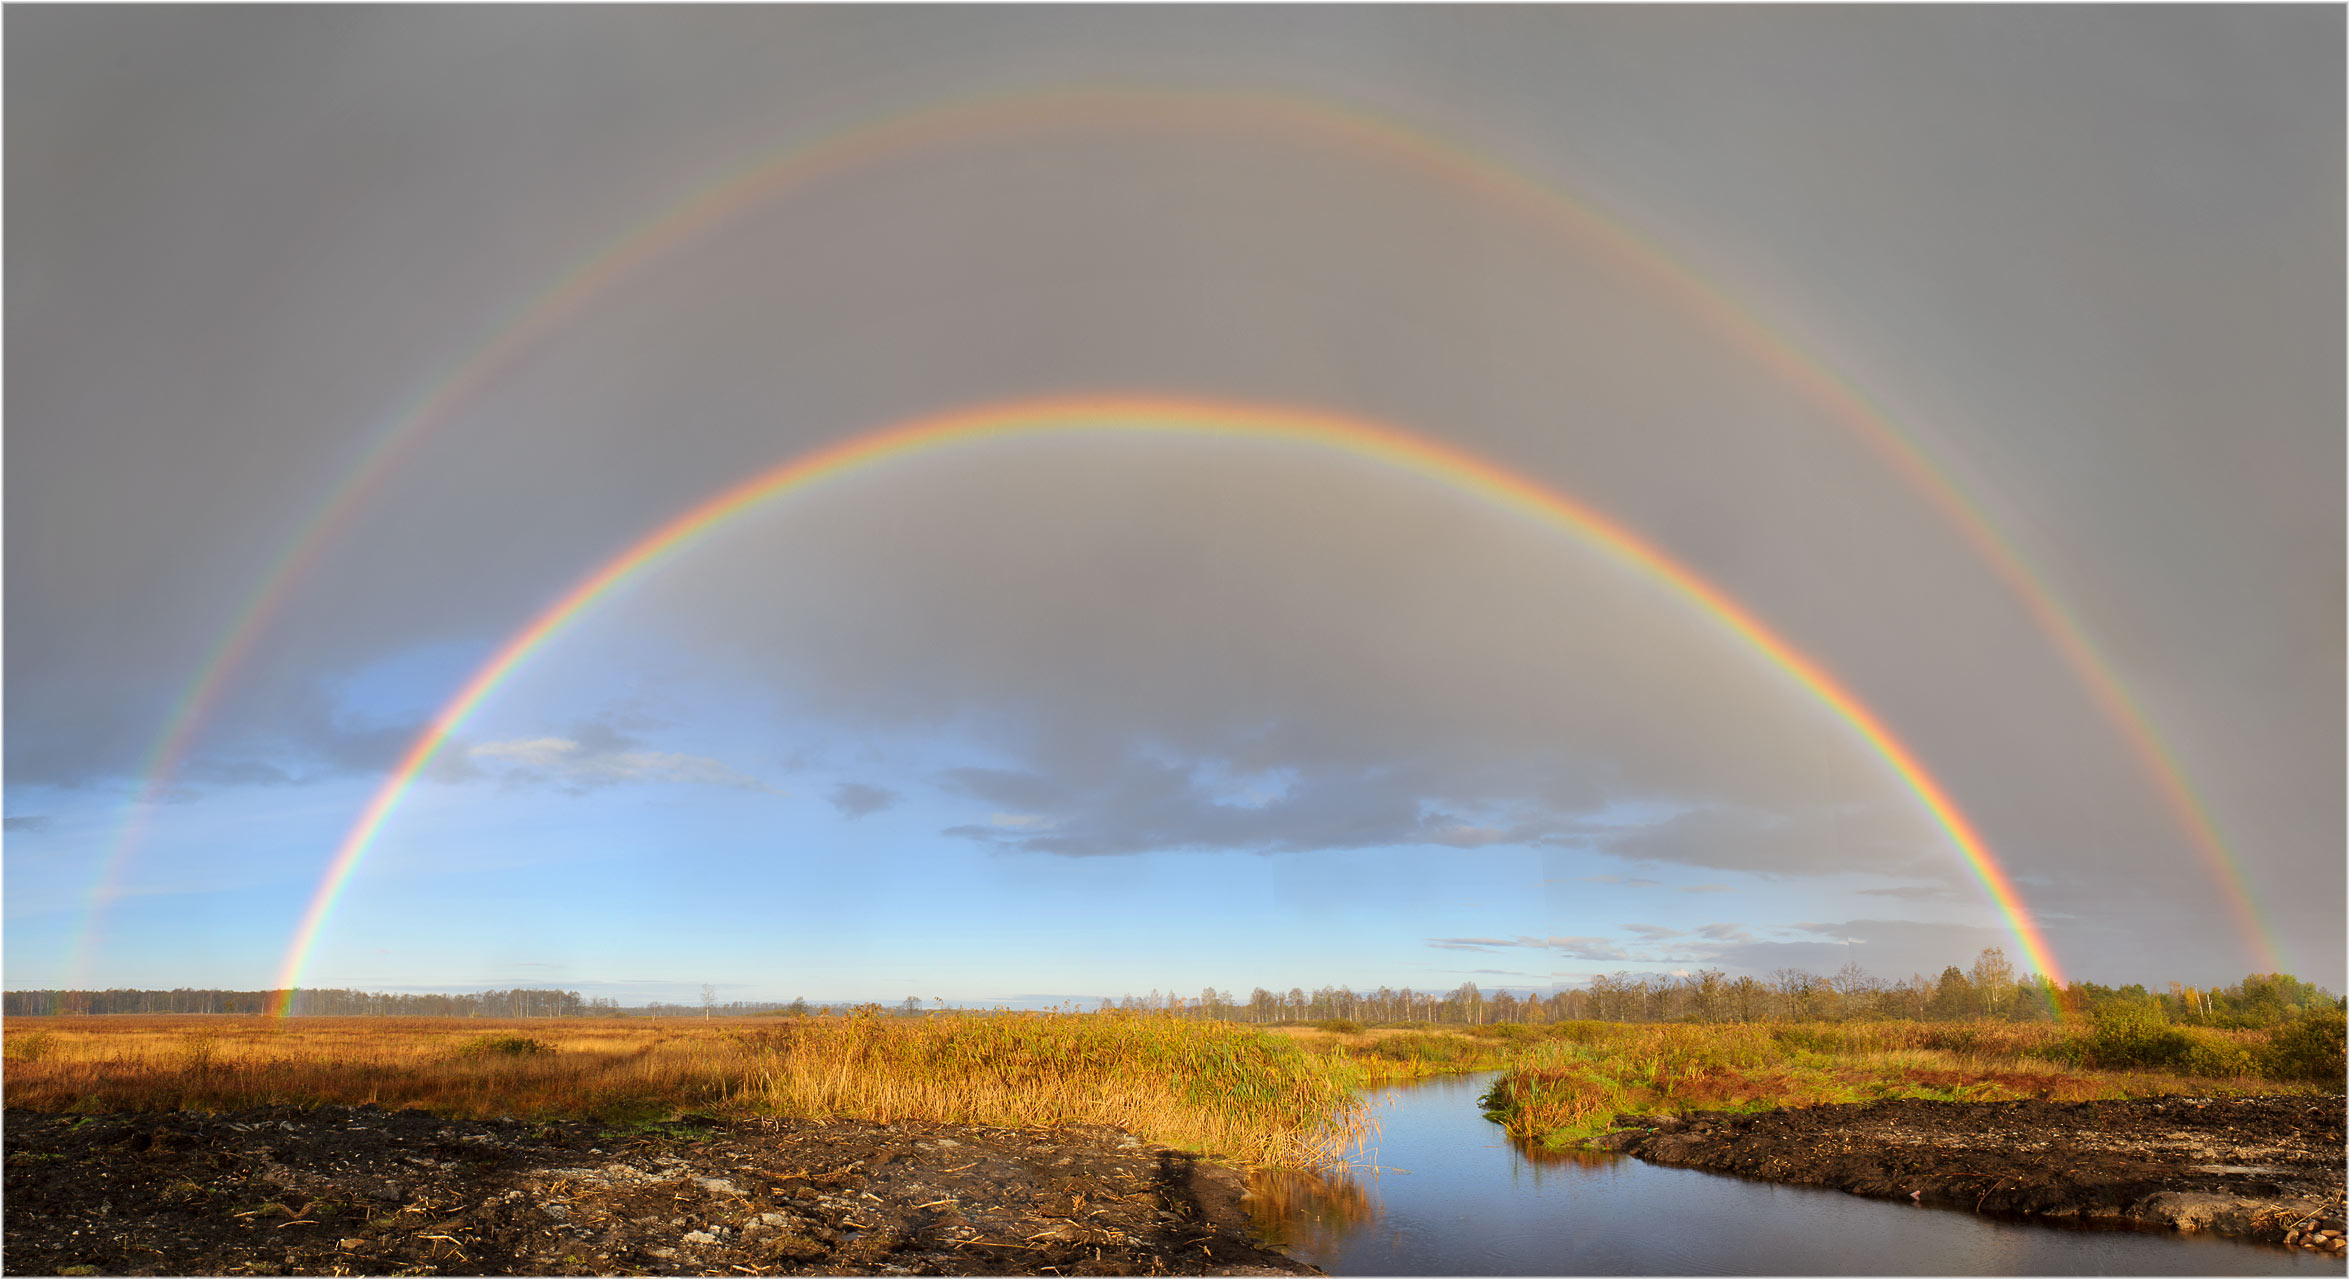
(1593, 1094, 2346, 1251)
(2, 1106, 1318, 1275)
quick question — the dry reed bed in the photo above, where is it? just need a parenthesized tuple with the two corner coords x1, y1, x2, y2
(1480, 1019, 2337, 1146)
(2, 1012, 1372, 1169)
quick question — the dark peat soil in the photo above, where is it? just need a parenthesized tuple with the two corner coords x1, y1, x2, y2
(1595, 1094, 2348, 1253)
(2, 1106, 1316, 1276)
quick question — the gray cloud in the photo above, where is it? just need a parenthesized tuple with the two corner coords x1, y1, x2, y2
(3, 816, 51, 833)
(1858, 884, 1962, 902)
(1428, 934, 1655, 964)
(828, 782, 900, 819)
(935, 768, 1072, 815)
(938, 755, 1567, 858)
(6, 7, 2337, 983)
(468, 721, 772, 796)
(1704, 919, 2030, 985)
(1548, 938, 1635, 962)
(1596, 804, 1940, 877)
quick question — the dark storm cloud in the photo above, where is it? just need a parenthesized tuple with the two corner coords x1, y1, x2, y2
(827, 782, 898, 819)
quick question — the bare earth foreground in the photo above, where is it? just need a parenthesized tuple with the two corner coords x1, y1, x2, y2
(1594, 1094, 2349, 1253)
(1, 1107, 1313, 1276)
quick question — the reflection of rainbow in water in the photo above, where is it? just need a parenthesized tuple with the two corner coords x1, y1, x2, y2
(271, 395, 2070, 1014)
(80, 87, 2272, 985)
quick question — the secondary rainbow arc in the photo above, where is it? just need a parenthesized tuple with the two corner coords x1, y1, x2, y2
(77, 84, 2266, 992)
(270, 394, 2068, 1015)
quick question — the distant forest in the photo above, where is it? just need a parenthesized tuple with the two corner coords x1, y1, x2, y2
(5, 950, 2337, 1030)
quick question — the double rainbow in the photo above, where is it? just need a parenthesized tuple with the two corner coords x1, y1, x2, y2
(68, 86, 2268, 988)
(271, 394, 2067, 1013)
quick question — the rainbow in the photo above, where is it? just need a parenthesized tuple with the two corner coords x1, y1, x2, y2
(84, 85, 2271, 990)
(271, 394, 2068, 1014)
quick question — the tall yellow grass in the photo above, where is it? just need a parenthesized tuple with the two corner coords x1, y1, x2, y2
(736, 1012, 1369, 1166)
(1, 1012, 1369, 1169)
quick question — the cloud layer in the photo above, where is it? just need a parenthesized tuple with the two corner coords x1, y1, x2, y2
(8, 7, 2338, 988)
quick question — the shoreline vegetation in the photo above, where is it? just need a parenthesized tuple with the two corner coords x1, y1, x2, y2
(7, 1000, 2344, 1269)
(3, 1012, 1377, 1170)
(1473, 1011, 2348, 1148)
(6, 1000, 2341, 1170)
(5, 961, 2341, 1178)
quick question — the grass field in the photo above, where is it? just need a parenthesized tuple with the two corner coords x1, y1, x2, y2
(9, 1009, 2337, 1167)
(1, 1011, 1373, 1168)
(1475, 1016, 2347, 1148)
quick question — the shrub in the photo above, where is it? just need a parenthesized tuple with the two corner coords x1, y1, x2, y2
(178, 1031, 219, 1073)
(1314, 1018, 1363, 1035)
(2262, 1009, 2347, 1084)
(2177, 1029, 2256, 1078)
(454, 1034, 551, 1058)
(4, 1031, 57, 1064)
(1770, 1025, 1849, 1056)
(2084, 999, 2193, 1071)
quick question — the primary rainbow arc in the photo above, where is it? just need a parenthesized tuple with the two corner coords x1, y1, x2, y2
(271, 394, 2068, 1015)
(73, 84, 2268, 991)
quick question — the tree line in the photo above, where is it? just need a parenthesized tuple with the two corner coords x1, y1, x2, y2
(0, 987, 623, 1018)
(6, 953, 2336, 1029)
(1094, 950, 2337, 1030)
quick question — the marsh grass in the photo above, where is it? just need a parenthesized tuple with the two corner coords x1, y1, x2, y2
(1272, 1025, 1516, 1079)
(2, 1011, 1371, 1169)
(452, 1034, 552, 1059)
(4, 1029, 59, 1063)
(1478, 1019, 2333, 1147)
(13, 1011, 2329, 1166)
(738, 1011, 1370, 1167)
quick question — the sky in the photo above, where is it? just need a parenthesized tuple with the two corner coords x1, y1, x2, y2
(7, 7, 2341, 1008)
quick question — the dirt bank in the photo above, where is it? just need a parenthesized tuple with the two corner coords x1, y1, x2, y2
(1593, 1094, 2347, 1252)
(1, 1106, 1315, 1275)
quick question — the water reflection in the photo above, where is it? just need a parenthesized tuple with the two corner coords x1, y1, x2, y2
(1247, 1072, 2338, 1276)
(1245, 1166, 1375, 1259)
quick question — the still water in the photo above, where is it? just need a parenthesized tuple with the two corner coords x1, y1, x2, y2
(1248, 1073, 2341, 1276)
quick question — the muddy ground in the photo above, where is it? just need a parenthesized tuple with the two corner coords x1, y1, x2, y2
(1, 1106, 1315, 1276)
(1594, 1094, 2348, 1253)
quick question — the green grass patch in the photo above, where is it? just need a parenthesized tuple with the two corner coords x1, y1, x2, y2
(1477, 1019, 2331, 1149)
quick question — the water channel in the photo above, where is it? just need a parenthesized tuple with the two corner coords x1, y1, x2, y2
(1246, 1072, 2340, 1275)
